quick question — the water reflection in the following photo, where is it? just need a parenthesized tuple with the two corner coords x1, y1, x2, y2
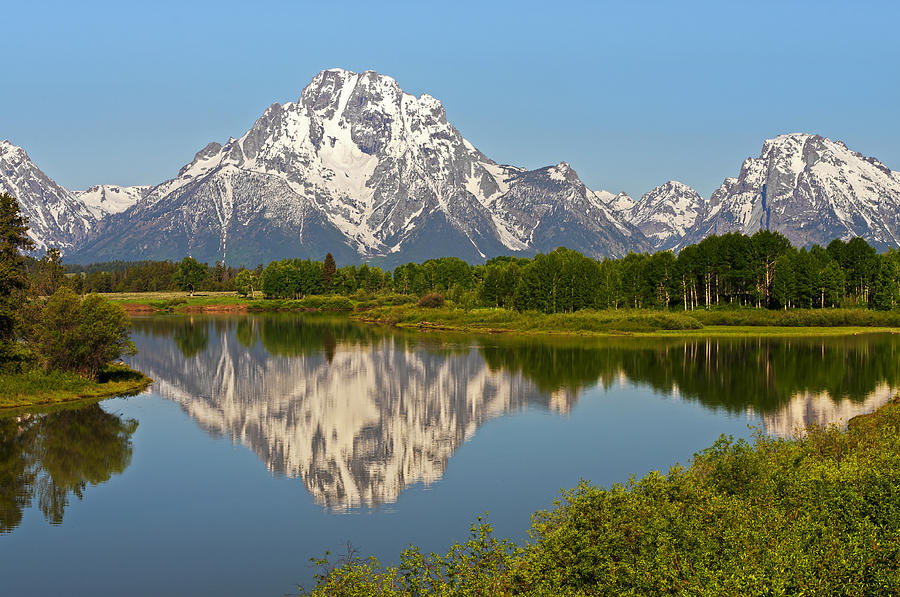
(131, 317, 561, 510)
(0, 404, 138, 533)
(127, 316, 900, 510)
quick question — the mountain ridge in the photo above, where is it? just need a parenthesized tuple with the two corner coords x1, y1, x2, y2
(3, 72, 900, 264)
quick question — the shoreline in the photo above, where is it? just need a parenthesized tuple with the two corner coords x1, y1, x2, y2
(0, 364, 153, 412)
(105, 292, 900, 337)
(352, 316, 900, 338)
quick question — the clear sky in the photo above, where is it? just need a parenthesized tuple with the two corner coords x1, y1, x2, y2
(2, 0, 898, 199)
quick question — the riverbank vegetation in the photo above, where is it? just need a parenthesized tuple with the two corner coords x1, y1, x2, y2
(299, 397, 900, 596)
(0, 363, 150, 409)
(1, 194, 147, 409)
(60, 230, 900, 320)
(357, 305, 705, 334)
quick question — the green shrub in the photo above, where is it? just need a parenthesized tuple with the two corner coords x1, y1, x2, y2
(416, 292, 446, 308)
(300, 399, 900, 596)
(35, 288, 136, 380)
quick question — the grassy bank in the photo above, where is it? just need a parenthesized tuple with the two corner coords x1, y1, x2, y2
(354, 305, 900, 336)
(102, 292, 900, 335)
(102, 291, 417, 313)
(0, 363, 152, 410)
(356, 305, 704, 334)
(300, 397, 900, 596)
(691, 307, 900, 327)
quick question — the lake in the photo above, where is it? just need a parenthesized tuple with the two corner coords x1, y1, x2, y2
(2, 314, 898, 596)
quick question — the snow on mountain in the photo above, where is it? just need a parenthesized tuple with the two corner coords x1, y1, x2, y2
(493, 163, 645, 257)
(73, 184, 150, 219)
(682, 133, 900, 249)
(0, 140, 96, 252)
(628, 181, 705, 250)
(69, 69, 647, 265)
(13, 85, 900, 264)
(595, 189, 637, 214)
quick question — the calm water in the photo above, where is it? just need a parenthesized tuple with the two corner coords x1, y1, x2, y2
(2, 315, 899, 596)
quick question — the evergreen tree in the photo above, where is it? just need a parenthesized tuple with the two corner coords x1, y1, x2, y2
(323, 253, 336, 292)
(0, 194, 34, 367)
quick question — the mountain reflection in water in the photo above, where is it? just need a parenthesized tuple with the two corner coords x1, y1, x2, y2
(125, 316, 900, 511)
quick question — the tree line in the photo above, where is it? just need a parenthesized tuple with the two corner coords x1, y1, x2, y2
(253, 230, 900, 312)
(52, 228, 900, 313)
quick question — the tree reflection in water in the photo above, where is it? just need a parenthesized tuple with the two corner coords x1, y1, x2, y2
(126, 316, 900, 510)
(0, 403, 137, 533)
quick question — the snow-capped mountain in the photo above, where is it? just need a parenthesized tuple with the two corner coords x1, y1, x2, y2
(69, 69, 648, 265)
(627, 181, 706, 250)
(9, 82, 900, 264)
(682, 133, 900, 249)
(0, 140, 96, 251)
(595, 189, 636, 214)
(73, 184, 150, 219)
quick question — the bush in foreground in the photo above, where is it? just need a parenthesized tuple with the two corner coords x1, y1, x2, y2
(300, 399, 900, 596)
(35, 288, 136, 380)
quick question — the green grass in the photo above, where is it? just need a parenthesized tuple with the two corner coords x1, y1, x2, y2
(691, 307, 900, 327)
(102, 292, 900, 335)
(358, 306, 703, 334)
(0, 363, 152, 409)
(102, 291, 253, 306)
(354, 305, 900, 336)
(299, 397, 900, 596)
(103, 291, 418, 313)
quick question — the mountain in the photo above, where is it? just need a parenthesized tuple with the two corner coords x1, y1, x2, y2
(682, 133, 900, 249)
(68, 69, 648, 266)
(595, 189, 636, 214)
(9, 83, 900, 264)
(627, 181, 706, 250)
(0, 140, 96, 251)
(73, 184, 150, 219)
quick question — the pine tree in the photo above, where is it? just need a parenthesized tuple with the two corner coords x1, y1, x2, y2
(0, 194, 34, 363)
(323, 253, 336, 293)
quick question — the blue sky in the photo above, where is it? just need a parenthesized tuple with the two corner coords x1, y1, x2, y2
(2, 0, 898, 199)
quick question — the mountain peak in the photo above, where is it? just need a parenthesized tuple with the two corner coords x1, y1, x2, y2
(0, 139, 26, 160)
(66, 69, 646, 265)
(0, 140, 95, 251)
(684, 132, 900, 249)
(547, 162, 579, 183)
(629, 181, 705, 250)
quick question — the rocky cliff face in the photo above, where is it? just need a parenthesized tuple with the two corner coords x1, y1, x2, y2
(682, 133, 900, 249)
(626, 180, 706, 250)
(0, 140, 96, 251)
